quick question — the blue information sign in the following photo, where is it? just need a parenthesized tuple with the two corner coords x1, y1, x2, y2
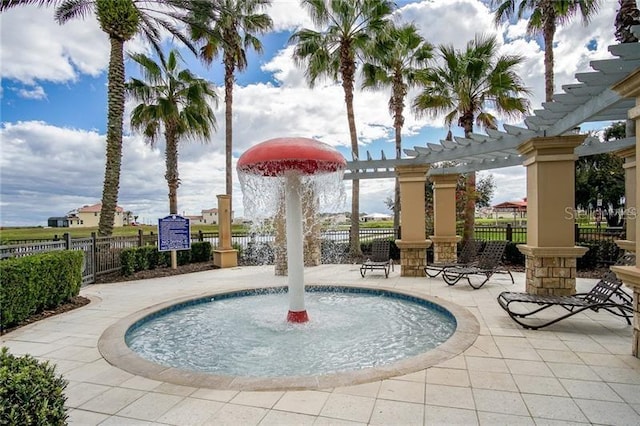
(158, 215, 191, 251)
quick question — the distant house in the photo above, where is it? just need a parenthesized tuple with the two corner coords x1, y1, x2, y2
(361, 213, 392, 222)
(47, 216, 69, 228)
(493, 198, 527, 220)
(49, 203, 126, 228)
(185, 215, 204, 225)
(202, 208, 219, 224)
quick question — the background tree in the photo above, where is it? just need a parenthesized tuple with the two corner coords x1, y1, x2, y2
(0, 0, 206, 236)
(575, 122, 625, 218)
(412, 34, 530, 241)
(361, 23, 433, 231)
(491, 0, 600, 102)
(616, 0, 640, 43)
(291, 0, 394, 257)
(190, 0, 272, 206)
(127, 49, 218, 216)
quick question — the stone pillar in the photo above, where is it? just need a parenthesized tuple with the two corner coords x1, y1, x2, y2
(611, 69, 640, 358)
(213, 194, 238, 268)
(516, 136, 587, 295)
(430, 173, 461, 264)
(616, 147, 636, 252)
(395, 164, 431, 276)
(274, 201, 287, 276)
(302, 186, 321, 267)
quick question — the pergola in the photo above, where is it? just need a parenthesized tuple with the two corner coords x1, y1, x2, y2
(343, 37, 640, 358)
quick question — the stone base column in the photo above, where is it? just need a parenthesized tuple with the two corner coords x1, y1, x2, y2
(518, 245, 588, 296)
(430, 236, 461, 264)
(616, 240, 636, 253)
(274, 208, 287, 276)
(213, 194, 238, 268)
(213, 250, 238, 268)
(395, 240, 432, 277)
(610, 266, 640, 357)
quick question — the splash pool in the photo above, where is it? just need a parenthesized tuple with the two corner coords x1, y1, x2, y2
(99, 285, 479, 390)
(126, 286, 456, 377)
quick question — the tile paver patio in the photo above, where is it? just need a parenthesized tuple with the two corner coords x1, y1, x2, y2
(2, 264, 640, 425)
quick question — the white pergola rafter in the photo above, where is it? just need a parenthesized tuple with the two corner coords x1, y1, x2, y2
(344, 39, 640, 180)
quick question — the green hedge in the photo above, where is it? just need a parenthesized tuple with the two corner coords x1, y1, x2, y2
(0, 250, 83, 330)
(0, 347, 68, 425)
(120, 242, 212, 276)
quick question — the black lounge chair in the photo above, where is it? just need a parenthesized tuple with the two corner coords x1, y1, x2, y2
(442, 240, 512, 289)
(497, 253, 635, 330)
(425, 238, 482, 278)
(360, 239, 393, 278)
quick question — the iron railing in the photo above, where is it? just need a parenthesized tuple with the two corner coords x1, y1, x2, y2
(0, 225, 626, 284)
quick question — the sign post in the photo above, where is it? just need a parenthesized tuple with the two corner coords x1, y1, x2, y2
(158, 215, 191, 269)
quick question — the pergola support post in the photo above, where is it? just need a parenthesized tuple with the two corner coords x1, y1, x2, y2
(395, 165, 431, 276)
(430, 173, 461, 264)
(517, 136, 587, 296)
(615, 146, 636, 252)
(611, 69, 640, 358)
(213, 194, 238, 268)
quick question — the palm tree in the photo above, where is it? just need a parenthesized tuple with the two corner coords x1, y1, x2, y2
(127, 49, 218, 215)
(615, 0, 640, 43)
(0, 0, 208, 236)
(189, 0, 273, 204)
(362, 23, 434, 231)
(413, 34, 531, 242)
(491, 0, 600, 102)
(290, 0, 394, 257)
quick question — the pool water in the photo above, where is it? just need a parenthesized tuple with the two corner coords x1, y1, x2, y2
(126, 287, 457, 378)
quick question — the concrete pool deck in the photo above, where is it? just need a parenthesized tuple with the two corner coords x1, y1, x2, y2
(2, 264, 640, 425)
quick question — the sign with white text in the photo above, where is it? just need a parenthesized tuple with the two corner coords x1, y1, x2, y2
(158, 215, 191, 251)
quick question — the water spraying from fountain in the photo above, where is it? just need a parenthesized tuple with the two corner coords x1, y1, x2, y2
(237, 137, 346, 323)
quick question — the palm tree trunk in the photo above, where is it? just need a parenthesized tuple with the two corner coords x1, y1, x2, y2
(393, 124, 401, 231)
(341, 49, 361, 257)
(542, 0, 556, 103)
(224, 60, 234, 208)
(392, 78, 405, 232)
(165, 127, 180, 215)
(98, 36, 125, 236)
(461, 113, 475, 242)
(616, 0, 640, 43)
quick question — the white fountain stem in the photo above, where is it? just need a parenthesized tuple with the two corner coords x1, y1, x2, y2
(285, 172, 305, 312)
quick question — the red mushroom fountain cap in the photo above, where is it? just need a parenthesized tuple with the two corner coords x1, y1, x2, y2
(236, 137, 346, 177)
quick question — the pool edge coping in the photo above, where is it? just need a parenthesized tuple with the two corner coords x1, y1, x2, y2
(98, 284, 480, 391)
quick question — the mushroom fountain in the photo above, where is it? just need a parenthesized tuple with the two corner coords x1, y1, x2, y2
(237, 137, 346, 323)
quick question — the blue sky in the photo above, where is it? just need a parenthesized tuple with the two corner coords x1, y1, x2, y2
(0, 0, 620, 226)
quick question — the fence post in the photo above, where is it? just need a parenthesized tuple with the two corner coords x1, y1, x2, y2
(91, 232, 98, 278)
(138, 229, 143, 247)
(199, 230, 204, 242)
(63, 232, 71, 250)
(574, 223, 580, 243)
(506, 224, 513, 242)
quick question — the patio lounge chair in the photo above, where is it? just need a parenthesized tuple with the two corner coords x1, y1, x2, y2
(442, 240, 512, 289)
(360, 239, 393, 278)
(497, 253, 635, 330)
(424, 238, 482, 278)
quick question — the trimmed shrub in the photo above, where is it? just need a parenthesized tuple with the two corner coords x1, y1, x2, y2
(134, 247, 150, 272)
(177, 249, 192, 266)
(0, 347, 68, 425)
(504, 242, 525, 266)
(191, 242, 212, 262)
(120, 248, 136, 276)
(0, 250, 83, 330)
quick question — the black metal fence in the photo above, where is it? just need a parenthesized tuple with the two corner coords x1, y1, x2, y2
(0, 225, 627, 284)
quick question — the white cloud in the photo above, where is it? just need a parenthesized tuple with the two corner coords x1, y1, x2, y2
(17, 85, 47, 100)
(0, 0, 626, 226)
(0, 5, 107, 84)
